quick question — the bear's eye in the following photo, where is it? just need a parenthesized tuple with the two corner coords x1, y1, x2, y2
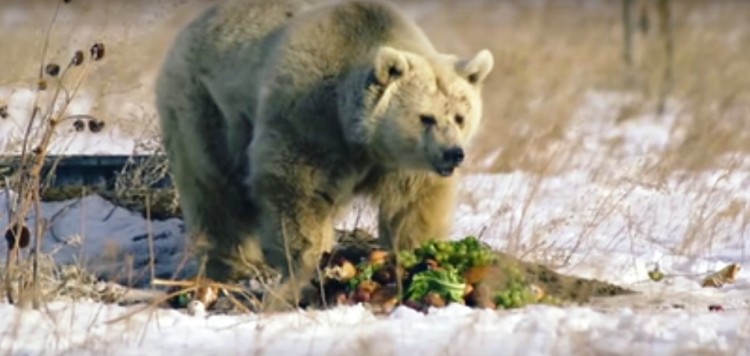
(420, 114, 437, 126)
(454, 114, 465, 126)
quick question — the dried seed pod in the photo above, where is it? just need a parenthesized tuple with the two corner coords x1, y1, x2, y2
(88, 119, 105, 133)
(5, 224, 30, 249)
(90, 42, 105, 61)
(45, 63, 61, 77)
(0, 105, 8, 119)
(71, 50, 85, 66)
(73, 119, 85, 132)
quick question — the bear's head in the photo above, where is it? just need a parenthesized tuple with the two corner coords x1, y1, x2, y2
(339, 46, 494, 177)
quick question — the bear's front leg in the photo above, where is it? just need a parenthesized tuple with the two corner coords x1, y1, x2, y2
(248, 146, 338, 309)
(377, 173, 459, 251)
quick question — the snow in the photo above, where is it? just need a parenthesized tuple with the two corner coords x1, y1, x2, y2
(2, 90, 750, 354)
(2, 302, 749, 355)
(0, 87, 140, 156)
(1, 301, 749, 355)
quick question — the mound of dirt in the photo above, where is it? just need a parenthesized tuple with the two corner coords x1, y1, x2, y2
(313, 229, 633, 312)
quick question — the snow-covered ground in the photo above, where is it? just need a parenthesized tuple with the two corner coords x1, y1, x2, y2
(2, 89, 750, 355)
(0, 87, 147, 155)
(2, 301, 749, 355)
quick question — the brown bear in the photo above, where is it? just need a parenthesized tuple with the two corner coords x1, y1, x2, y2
(155, 0, 494, 307)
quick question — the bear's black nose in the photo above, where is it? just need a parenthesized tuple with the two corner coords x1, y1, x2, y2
(442, 147, 465, 165)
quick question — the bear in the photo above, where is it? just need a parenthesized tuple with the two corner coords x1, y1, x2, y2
(155, 0, 494, 307)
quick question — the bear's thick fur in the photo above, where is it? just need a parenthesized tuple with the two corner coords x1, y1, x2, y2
(156, 0, 494, 304)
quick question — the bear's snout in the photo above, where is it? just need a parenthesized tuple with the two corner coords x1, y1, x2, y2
(432, 146, 465, 177)
(442, 146, 465, 165)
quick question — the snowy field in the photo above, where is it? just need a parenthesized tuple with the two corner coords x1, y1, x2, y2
(1, 90, 749, 355)
(2, 0, 750, 354)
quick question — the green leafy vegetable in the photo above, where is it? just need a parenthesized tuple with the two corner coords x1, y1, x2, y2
(408, 236, 495, 272)
(493, 285, 536, 309)
(406, 267, 466, 303)
(348, 261, 378, 289)
(398, 250, 420, 270)
(492, 267, 537, 309)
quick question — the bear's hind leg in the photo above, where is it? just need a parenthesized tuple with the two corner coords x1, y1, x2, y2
(157, 73, 262, 282)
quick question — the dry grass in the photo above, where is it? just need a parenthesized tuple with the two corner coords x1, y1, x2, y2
(0, 0, 218, 142)
(0, 0, 116, 311)
(2, 0, 747, 170)
(401, 0, 750, 175)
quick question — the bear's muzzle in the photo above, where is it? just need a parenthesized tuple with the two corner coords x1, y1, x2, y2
(433, 146, 464, 177)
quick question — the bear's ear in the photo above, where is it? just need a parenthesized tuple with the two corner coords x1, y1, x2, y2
(457, 49, 494, 85)
(374, 46, 409, 86)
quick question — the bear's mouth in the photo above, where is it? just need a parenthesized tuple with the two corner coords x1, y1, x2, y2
(434, 166, 455, 177)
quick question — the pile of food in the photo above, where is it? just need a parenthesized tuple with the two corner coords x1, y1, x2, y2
(164, 231, 633, 315)
(312, 235, 551, 313)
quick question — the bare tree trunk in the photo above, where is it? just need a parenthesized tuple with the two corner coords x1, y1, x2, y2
(622, 0, 635, 68)
(638, 0, 650, 35)
(657, 0, 674, 114)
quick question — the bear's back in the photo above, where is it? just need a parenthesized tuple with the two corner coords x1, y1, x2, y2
(206, 0, 313, 54)
(277, 1, 437, 67)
